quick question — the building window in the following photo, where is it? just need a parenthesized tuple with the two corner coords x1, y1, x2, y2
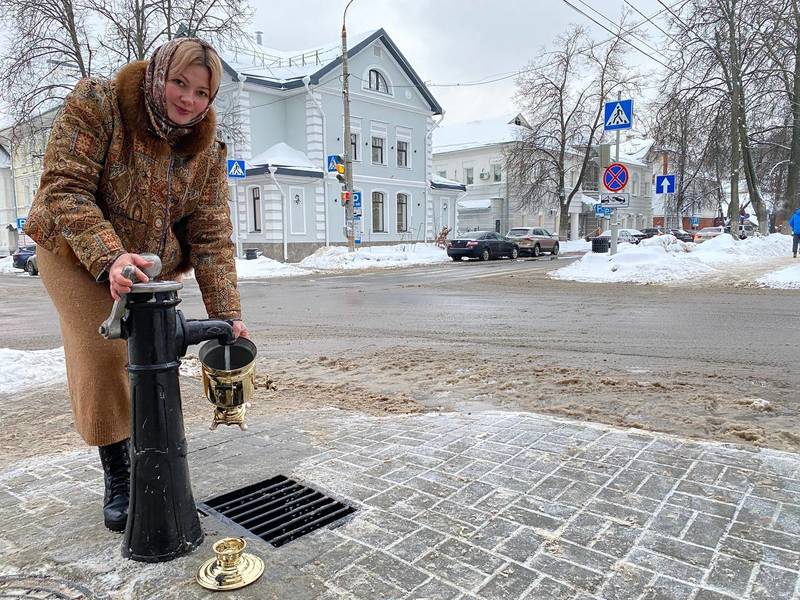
(368, 69, 389, 93)
(350, 132, 359, 161)
(372, 191, 386, 232)
(492, 164, 502, 182)
(397, 140, 409, 168)
(250, 187, 261, 232)
(397, 193, 408, 232)
(371, 136, 385, 165)
(464, 167, 474, 185)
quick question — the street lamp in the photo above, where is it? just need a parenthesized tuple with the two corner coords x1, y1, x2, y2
(302, 74, 329, 246)
(341, 0, 357, 251)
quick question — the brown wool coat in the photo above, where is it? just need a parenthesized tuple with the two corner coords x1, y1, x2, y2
(24, 62, 241, 446)
(25, 61, 240, 320)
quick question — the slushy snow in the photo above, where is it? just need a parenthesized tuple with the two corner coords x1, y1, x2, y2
(299, 243, 449, 270)
(550, 233, 798, 286)
(1, 347, 67, 393)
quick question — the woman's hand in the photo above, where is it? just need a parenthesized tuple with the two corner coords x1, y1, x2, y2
(232, 320, 249, 339)
(108, 253, 154, 300)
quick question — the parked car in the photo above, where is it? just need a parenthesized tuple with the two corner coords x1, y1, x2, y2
(12, 245, 35, 270)
(693, 226, 725, 243)
(724, 224, 756, 239)
(592, 229, 643, 245)
(447, 231, 519, 261)
(640, 227, 665, 239)
(505, 227, 560, 257)
(25, 253, 38, 276)
(668, 228, 694, 243)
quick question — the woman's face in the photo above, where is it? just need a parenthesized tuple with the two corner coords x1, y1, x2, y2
(165, 64, 211, 124)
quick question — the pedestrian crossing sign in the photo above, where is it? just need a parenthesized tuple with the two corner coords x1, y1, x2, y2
(227, 159, 246, 179)
(604, 99, 633, 131)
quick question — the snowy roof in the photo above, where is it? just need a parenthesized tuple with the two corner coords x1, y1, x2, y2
(220, 29, 442, 114)
(458, 199, 492, 210)
(249, 142, 321, 170)
(617, 138, 655, 167)
(432, 114, 529, 154)
(430, 173, 466, 191)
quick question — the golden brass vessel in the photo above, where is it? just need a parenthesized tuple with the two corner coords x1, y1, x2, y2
(196, 537, 264, 591)
(198, 337, 258, 430)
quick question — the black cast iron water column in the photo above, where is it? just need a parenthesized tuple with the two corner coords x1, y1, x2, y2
(99, 255, 235, 562)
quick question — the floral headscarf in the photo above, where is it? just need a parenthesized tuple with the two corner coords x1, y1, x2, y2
(144, 37, 220, 141)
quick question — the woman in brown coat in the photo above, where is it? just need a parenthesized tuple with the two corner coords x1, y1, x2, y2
(24, 38, 248, 532)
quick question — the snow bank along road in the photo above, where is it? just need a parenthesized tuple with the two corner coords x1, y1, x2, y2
(1, 255, 798, 465)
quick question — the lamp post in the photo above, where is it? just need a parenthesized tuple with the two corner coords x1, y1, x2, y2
(302, 75, 329, 246)
(341, 0, 357, 252)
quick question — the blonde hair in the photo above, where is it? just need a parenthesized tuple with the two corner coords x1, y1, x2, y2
(168, 40, 222, 98)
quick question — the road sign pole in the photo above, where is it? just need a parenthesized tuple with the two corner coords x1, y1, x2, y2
(611, 93, 621, 256)
(341, 18, 355, 252)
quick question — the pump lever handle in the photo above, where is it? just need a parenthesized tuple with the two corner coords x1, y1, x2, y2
(98, 265, 137, 340)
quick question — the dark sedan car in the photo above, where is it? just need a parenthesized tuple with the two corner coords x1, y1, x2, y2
(668, 228, 694, 242)
(11, 245, 35, 270)
(447, 231, 519, 261)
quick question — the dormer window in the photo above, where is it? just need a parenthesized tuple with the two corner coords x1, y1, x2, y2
(368, 69, 389, 94)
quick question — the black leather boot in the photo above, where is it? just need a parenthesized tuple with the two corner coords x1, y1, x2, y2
(98, 438, 131, 532)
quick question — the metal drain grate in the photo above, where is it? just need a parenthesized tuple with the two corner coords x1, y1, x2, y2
(199, 475, 357, 547)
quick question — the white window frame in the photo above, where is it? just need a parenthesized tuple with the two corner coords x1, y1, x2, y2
(371, 189, 387, 233)
(370, 121, 388, 166)
(361, 65, 394, 96)
(349, 117, 361, 162)
(492, 162, 502, 182)
(289, 186, 306, 235)
(464, 167, 474, 185)
(396, 126, 412, 169)
(396, 191, 410, 233)
(248, 185, 262, 233)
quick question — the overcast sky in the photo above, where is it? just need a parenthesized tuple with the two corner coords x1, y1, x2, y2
(250, 0, 669, 124)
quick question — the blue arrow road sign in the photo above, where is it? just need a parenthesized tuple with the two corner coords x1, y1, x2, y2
(227, 159, 246, 178)
(655, 174, 676, 195)
(604, 99, 633, 131)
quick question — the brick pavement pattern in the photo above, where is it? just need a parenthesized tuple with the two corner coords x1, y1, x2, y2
(0, 409, 798, 599)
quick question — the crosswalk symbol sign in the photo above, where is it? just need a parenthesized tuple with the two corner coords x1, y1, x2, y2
(604, 99, 633, 131)
(227, 159, 246, 179)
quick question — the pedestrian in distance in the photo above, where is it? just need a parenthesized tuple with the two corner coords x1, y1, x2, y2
(789, 207, 800, 258)
(23, 37, 248, 532)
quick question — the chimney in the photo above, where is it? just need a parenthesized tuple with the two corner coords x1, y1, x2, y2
(255, 31, 263, 46)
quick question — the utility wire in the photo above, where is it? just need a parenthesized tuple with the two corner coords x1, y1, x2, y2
(624, 0, 684, 47)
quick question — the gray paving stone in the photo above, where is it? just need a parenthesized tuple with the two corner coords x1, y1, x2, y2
(683, 512, 729, 549)
(591, 522, 640, 558)
(774, 503, 800, 536)
(494, 528, 544, 563)
(525, 576, 575, 600)
(749, 563, 799, 600)
(641, 576, 696, 600)
(416, 549, 486, 591)
(648, 504, 694, 538)
(434, 537, 505, 575)
(500, 505, 562, 533)
(473, 489, 522, 514)
(530, 554, 604, 593)
(598, 563, 652, 600)
(469, 518, 523, 552)
(736, 496, 780, 529)
(693, 589, 739, 600)
(386, 527, 446, 563)
(668, 492, 737, 520)
(405, 578, 460, 600)
(728, 521, 800, 553)
(704, 553, 755, 597)
(719, 535, 800, 571)
(627, 548, 706, 584)
(475, 563, 537, 600)
(640, 532, 716, 568)
(355, 550, 429, 592)
(332, 566, 405, 600)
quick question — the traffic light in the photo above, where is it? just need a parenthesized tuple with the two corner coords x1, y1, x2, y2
(334, 157, 346, 183)
(340, 191, 352, 204)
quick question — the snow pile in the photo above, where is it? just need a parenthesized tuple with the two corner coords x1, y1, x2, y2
(0, 256, 20, 274)
(757, 263, 800, 289)
(550, 234, 793, 285)
(299, 243, 449, 271)
(0, 347, 67, 393)
(235, 256, 307, 280)
(559, 240, 592, 253)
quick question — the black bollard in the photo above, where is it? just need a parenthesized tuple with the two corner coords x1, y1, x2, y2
(100, 256, 234, 562)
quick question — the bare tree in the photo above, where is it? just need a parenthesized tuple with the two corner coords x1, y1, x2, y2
(505, 21, 641, 240)
(0, 0, 253, 132)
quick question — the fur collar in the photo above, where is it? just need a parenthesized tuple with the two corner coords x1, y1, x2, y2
(115, 61, 217, 157)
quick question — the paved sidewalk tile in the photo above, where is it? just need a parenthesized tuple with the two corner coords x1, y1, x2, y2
(1, 409, 799, 599)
